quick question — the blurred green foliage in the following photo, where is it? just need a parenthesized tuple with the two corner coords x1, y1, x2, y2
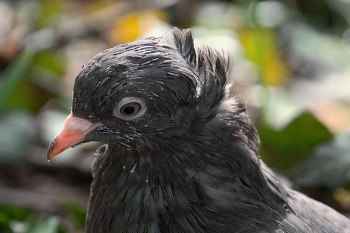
(0, 49, 35, 112)
(62, 204, 86, 230)
(259, 112, 333, 170)
(0, 204, 61, 233)
(0, 0, 350, 232)
(0, 202, 86, 233)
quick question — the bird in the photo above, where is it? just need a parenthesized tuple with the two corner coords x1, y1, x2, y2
(47, 28, 350, 233)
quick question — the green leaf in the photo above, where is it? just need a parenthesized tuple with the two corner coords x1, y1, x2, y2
(33, 49, 65, 75)
(0, 49, 35, 112)
(291, 131, 350, 189)
(0, 203, 33, 232)
(259, 112, 333, 171)
(63, 203, 86, 229)
(0, 203, 32, 222)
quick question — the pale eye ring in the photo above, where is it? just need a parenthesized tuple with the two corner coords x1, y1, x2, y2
(113, 97, 147, 120)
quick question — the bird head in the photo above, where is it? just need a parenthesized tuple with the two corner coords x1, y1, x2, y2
(47, 28, 235, 160)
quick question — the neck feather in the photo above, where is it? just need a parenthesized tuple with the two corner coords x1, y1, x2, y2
(85, 128, 289, 233)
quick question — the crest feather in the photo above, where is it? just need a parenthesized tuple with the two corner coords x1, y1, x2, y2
(168, 27, 197, 65)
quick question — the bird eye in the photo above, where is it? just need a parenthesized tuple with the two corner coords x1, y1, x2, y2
(113, 97, 147, 120)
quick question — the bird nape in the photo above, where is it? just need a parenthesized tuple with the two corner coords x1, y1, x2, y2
(47, 28, 350, 233)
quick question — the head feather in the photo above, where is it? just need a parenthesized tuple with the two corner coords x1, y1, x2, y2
(166, 28, 231, 121)
(167, 28, 258, 151)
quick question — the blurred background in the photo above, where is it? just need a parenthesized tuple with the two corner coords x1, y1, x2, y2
(1, 0, 350, 232)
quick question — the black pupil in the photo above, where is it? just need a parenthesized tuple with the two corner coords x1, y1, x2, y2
(123, 105, 135, 115)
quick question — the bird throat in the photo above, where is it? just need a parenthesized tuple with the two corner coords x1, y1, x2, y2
(85, 140, 287, 232)
(85, 144, 206, 232)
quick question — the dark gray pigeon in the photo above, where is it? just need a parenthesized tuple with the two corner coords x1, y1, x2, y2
(47, 28, 350, 233)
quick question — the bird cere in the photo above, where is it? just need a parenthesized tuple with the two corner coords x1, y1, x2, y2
(48, 28, 350, 232)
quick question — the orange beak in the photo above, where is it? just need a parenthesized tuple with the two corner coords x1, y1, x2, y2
(47, 113, 102, 161)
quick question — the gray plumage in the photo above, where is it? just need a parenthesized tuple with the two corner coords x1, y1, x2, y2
(65, 28, 350, 232)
